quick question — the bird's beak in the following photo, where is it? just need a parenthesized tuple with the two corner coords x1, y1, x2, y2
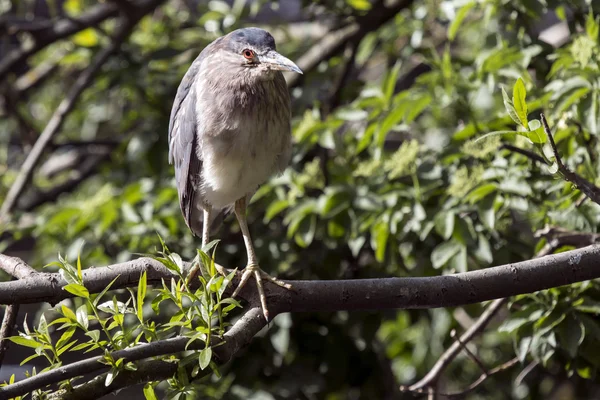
(260, 50, 303, 74)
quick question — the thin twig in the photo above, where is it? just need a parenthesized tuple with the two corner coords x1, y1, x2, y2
(21, 151, 113, 211)
(501, 143, 547, 164)
(327, 39, 360, 112)
(403, 357, 519, 398)
(514, 360, 539, 387)
(286, 0, 415, 88)
(407, 298, 508, 391)
(541, 113, 600, 206)
(450, 329, 488, 375)
(0, 304, 19, 369)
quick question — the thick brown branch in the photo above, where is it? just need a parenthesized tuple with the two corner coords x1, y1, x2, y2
(1, 245, 600, 312)
(0, 254, 37, 279)
(542, 113, 600, 206)
(1, 244, 599, 397)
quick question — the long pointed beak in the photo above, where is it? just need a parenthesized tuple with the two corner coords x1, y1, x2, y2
(260, 50, 303, 74)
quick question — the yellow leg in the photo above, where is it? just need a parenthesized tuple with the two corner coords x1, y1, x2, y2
(230, 196, 291, 321)
(186, 208, 211, 284)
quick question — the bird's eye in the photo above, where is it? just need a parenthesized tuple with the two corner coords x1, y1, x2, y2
(242, 49, 255, 60)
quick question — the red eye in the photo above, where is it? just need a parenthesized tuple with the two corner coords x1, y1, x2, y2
(242, 49, 254, 59)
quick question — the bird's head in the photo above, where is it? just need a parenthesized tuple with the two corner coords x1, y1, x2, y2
(220, 27, 302, 79)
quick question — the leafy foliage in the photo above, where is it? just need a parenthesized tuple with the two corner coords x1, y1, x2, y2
(3, 0, 600, 399)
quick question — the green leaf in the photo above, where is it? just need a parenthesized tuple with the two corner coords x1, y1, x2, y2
(93, 275, 120, 307)
(61, 305, 77, 322)
(434, 211, 455, 240)
(477, 194, 496, 230)
(57, 339, 78, 356)
(431, 240, 462, 269)
(347, 0, 371, 11)
(383, 62, 402, 107)
(20, 353, 42, 366)
(199, 347, 212, 370)
(586, 10, 599, 40)
(73, 28, 99, 47)
(137, 271, 147, 323)
(557, 315, 585, 358)
(76, 304, 89, 330)
(525, 119, 548, 144)
(264, 199, 289, 222)
(63, 283, 89, 299)
(448, 2, 475, 41)
(105, 368, 118, 387)
(85, 330, 101, 343)
(56, 327, 76, 350)
(501, 87, 522, 127)
(371, 218, 389, 262)
(76, 246, 83, 281)
(8, 336, 43, 349)
(465, 183, 497, 204)
(143, 383, 158, 400)
(473, 130, 518, 144)
(512, 78, 528, 128)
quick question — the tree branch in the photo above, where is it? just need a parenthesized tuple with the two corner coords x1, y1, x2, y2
(286, 0, 415, 88)
(0, 244, 599, 311)
(403, 357, 519, 399)
(0, 0, 165, 221)
(1, 244, 600, 397)
(0, 1, 125, 79)
(406, 298, 508, 391)
(0, 304, 19, 369)
(0, 307, 265, 399)
(0, 254, 37, 279)
(501, 143, 547, 164)
(542, 113, 600, 206)
(20, 150, 113, 211)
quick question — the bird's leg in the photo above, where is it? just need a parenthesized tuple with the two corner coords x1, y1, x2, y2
(230, 196, 291, 321)
(202, 208, 210, 248)
(187, 208, 211, 284)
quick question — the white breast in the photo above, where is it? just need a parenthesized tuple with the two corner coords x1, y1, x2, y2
(200, 127, 284, 209)
(193, 58, 292, 210)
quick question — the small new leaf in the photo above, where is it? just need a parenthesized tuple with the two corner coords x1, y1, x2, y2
(143, 383, 158, 400)
(8, 336, 43, 349)
(199, 347, 212, 370)
(501, 87, 522, 127)
(512, 78, 528, 128)
(63, 283, 89, 299)
(137, 271, 147, 323)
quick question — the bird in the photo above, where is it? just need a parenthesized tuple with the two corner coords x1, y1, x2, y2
(168, 27, 302, 321)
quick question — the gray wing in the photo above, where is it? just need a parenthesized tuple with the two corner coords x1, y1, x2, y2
(168, 53, 206, 234)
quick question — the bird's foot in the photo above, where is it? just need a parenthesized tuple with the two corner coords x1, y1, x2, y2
(231, 264, 292, 322)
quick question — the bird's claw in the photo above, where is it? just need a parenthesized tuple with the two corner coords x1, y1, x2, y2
(230, 264, 292, 322)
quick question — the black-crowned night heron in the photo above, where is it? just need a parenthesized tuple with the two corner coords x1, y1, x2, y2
(168, 27, 302, 321)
